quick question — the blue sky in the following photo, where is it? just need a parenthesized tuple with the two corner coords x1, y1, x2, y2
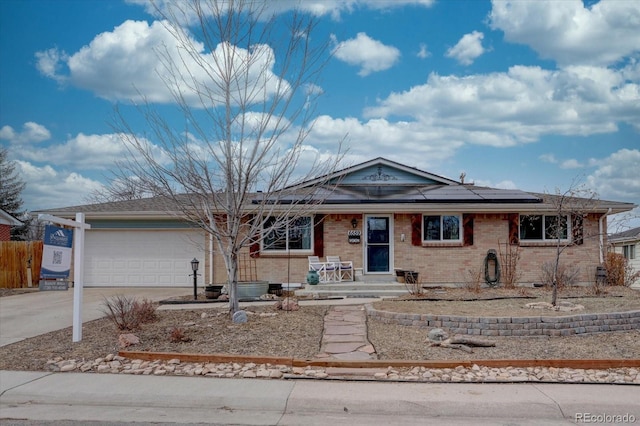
(1, 0, 639, 230)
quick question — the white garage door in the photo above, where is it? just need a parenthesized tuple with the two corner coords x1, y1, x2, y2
(85, 230, 203, 287)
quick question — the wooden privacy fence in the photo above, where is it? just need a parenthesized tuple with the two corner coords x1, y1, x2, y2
(0, 241, 43, 288)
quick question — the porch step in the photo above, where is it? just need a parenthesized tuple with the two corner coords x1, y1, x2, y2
(295, 281, 409, 298)
(354, 274, 395, 283)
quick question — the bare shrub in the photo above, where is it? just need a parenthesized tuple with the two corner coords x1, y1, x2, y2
(586, 282, 607, 296)
(101, 295, 157, 331)
(539, 261, 580, 290)
(403, 271, 423, 296)
(133, 298, 157, 323)
(498, 241, 522, 289)
(169, 327, 190, 343)
(465, 265, 483, 294)
(604, 252, 640, 287)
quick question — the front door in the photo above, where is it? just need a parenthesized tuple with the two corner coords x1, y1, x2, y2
(365, 215, 393, 273)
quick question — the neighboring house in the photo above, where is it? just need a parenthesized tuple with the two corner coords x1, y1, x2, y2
(608, 226, 640, 275)
(36, 158, 636, 288)
(0, 209, 22, 241)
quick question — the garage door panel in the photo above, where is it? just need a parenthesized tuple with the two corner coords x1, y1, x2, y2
(85, 230, 202, 287)
(109, 260, 123, 269)
(97, 260, 114, 269)
(142, 260, 159, 269)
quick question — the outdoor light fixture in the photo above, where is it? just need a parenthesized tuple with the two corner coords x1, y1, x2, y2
(190, 258, 200, 300)
(351, 218, 358, 228)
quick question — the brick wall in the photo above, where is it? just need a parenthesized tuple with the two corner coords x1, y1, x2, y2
(208, 212, 605, 286)
(0, 225, 11, 241)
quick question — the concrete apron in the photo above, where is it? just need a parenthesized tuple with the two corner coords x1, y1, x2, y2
(0, 287, 187, 347)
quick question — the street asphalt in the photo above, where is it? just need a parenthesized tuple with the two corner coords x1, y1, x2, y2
(1, 287, 639, 425)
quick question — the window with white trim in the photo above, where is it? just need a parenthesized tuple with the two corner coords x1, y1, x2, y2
(519, 214, 569, 241)
(623, 244, 636, 260)
(262, 216, 312, 252)
(422, 214, 462, 242)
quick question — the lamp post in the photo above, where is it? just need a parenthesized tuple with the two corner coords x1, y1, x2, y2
(191, 258, 199, 300)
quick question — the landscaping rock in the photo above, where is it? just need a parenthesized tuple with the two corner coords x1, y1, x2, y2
(232, 310, 248, 324)
(118, 333, 140, 348)
(427, 328, 448, 342)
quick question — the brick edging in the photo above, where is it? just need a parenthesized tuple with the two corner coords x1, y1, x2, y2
(364, 304, 640, 337)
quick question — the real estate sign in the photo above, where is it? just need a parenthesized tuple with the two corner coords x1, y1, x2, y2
(41, 225, 73, 279)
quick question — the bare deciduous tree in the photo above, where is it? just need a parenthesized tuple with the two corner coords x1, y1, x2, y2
(537, 181, 599, 305)
(112, 0, 343, 314)
(84, 175, 150, 204)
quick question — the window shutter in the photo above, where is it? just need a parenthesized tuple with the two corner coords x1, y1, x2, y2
(314, 214, 324, 257)
(411, 214, 421, 246)
(508, 213, 519, 245)
(249, 241, 260, 258)
(572, 214, 584, 245)
(463, 214, 474, 246)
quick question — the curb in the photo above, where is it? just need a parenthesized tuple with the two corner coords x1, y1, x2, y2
(119, 350, 640, 370)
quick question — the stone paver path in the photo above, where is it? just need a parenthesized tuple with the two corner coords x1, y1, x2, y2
(316, 305, 376, 360)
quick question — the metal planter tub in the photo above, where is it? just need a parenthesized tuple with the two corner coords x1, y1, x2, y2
(236, 281, 269, 299)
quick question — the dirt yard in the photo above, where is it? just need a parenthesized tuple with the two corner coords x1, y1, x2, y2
(0, 286, 638, 370)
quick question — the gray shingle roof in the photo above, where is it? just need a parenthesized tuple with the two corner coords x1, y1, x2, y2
(33, 158, 636, 218)
(609, 226, 640, 242)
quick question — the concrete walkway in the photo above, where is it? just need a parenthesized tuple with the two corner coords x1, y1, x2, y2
(317, 305, 376, 361)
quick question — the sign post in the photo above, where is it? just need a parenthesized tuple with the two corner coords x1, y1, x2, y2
(38, 213, 91, 342)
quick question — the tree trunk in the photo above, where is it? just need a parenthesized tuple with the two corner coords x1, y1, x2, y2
(228, 251, 239, 314)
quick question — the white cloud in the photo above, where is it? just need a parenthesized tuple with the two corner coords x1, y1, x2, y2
(474, 178, 518, 189)
(18, 133, 128, 170)
(0, 122, 51, 144)
(332, 33, 401, 76)
(16, 161, 103, 210)
(363, 65, 639, 146)
(306, 115, 464, 168)
(587, 148, 640, 202)
(446, 31, 485, 66)
(36, 20, 289, 108)
(11, 131, 169, 173)
(417, 43, 431, 59)
(12, 130, 171, 211)
(304, 83, 324, 96)
(489, 0, 640, 66)
(539, 153, 557, 163)
(34, 48, 68, 84)
(560, 159, 583, 169)
(494, 180, 517, 190)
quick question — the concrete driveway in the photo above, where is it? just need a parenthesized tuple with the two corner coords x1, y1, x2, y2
(0, 287, 187, 346)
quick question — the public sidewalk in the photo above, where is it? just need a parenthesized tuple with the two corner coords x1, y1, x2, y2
(2, 370, 639, 425)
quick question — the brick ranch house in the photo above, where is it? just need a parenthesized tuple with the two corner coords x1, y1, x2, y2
(38, 158, 636, 288)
